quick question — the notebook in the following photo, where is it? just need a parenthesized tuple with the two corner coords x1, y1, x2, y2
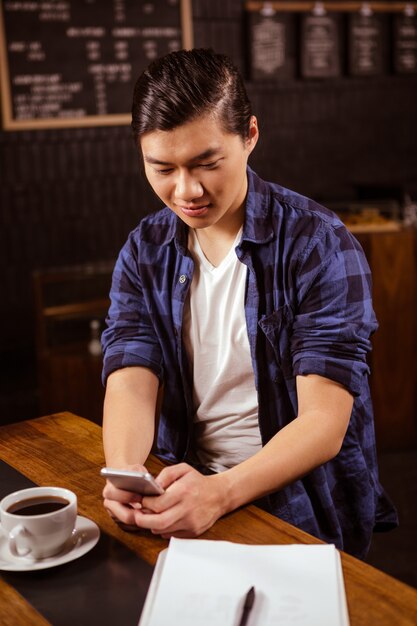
(138, 538, 350, 626)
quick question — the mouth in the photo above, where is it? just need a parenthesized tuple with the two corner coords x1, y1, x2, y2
(177, 203, 211, 218)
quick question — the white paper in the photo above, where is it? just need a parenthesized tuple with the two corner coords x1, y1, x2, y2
(139, 539, 350, 626)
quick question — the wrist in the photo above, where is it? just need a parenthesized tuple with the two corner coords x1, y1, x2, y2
(210, 470, 240, 517)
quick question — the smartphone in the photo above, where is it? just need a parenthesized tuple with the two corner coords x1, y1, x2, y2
(100, 468, 164, 496)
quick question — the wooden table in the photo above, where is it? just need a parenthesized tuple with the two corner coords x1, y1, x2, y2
(0, 413, 416, 625)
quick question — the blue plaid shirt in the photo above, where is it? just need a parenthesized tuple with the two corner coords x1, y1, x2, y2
(102, 166, 398, 558)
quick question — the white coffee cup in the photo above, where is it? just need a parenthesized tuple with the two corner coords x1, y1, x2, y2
(0, 486, 77, 559)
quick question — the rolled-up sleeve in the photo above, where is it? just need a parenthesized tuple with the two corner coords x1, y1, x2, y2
(291, 224, 377, 397)
(101, 233, 164, 385)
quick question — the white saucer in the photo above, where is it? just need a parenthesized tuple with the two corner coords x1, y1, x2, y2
(0, 515, 100, 571)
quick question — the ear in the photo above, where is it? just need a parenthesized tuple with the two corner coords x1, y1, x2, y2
(246, 115, 259, 154)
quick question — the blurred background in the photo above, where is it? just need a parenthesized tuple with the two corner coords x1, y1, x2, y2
(0, 0, 416, 588)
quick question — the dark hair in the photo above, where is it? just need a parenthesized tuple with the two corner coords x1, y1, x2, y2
(131, 48, 252, 143)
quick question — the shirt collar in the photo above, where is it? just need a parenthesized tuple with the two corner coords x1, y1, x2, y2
(241, 166, 275, 245)
(160, 211, 188, 255)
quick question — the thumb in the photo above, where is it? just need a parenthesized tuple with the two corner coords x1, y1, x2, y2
(156, 463, 194, 490)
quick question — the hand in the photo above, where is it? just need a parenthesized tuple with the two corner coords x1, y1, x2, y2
(132, 463, 227, 539)
(102, 463, 151, 528)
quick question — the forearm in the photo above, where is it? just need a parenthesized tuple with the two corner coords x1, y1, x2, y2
(217, 412, 343, 513)
(216, 375, 353, 515)
(102, 366, 159, 467)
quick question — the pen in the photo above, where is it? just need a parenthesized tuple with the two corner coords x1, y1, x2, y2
(238, 586, 256, 626)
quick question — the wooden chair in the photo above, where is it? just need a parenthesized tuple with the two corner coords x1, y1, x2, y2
(32, 262, 114, 424)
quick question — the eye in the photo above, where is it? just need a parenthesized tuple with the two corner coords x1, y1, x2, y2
(199, 161, 219, 170)
(154, 167, 173, 176)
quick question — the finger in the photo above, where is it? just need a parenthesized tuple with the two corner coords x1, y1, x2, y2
(104, 502, 142, 532)
(141, 474, 186, 513)
(133, 505, 183, 533)
(156, 463, 194, 490)
(102, 482, 143, 504)
(135, 509, 206, 538)
(141, 478, 189, 513)
(151, 516, 203, 538)
(140, 494, 163, 513)
(141, 466, 201, 513)
(103, 498, 138, 526)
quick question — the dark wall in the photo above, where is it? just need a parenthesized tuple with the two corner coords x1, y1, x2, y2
(248, 76, 417, 201)
(1, 0, 417, 419)
(0, 126, 161, 352)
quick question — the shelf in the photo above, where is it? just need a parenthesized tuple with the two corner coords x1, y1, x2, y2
(42, 298, 110, 320)
(246, 2, 417, 12)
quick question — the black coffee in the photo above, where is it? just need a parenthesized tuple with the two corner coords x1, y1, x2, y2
(7, 496, 69, 516)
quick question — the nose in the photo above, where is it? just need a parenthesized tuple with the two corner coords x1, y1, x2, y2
(174, 169, 204, 202)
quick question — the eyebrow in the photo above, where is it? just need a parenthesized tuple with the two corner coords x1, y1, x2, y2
(143, 147, 222, 166)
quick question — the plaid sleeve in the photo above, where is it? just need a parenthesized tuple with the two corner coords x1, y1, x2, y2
(291, 224, 377, 396)
(101, 233, 164, 385)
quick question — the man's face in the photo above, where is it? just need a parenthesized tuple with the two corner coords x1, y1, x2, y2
(140, 114, 258, 233)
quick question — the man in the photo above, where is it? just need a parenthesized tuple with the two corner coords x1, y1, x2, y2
(101, 48, 397, 558)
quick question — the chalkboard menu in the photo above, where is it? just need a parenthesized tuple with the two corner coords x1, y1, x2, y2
(348, 11, 386, 76)
(248, 11, 296, 81)
(393, 11, 417, 74)
(0, 0, 193, 130)
(300, 12, 342, 78)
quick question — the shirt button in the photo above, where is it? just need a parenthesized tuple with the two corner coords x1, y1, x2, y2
(179, 274, 187, 284)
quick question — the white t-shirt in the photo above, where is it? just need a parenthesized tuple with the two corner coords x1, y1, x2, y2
(183, 228, 262, 473)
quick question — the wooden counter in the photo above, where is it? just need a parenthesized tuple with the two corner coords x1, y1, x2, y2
(1, 413, 417, 625)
